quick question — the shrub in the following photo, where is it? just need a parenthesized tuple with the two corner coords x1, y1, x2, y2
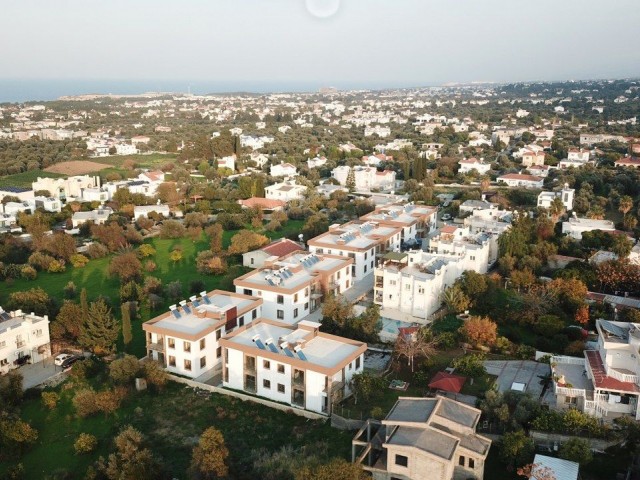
(160, 220, 186, 239)
(109, 355, 141, 384)
(20, 265, 37, 280)
(95, 387, 127, 415)
(63, 281, 77, 299)
(143, 361, 168, 390)
(28, 252, 56, 270)
(47, 259, 66, 273)
(85, 243, 109, 259)
(190, 280, 206, 295)
(74, 433, 98, 454)
(69, 254, 90, 268)
(452, 354, 486, 377)
(436, 332, 458, 349)
(41, 391, 60, 410)
(138, 244, 156, 257)
(515, 344, 536, 360)
(144, 260, 157, 272)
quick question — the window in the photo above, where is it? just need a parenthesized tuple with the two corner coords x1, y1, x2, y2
(470, 255, 475, 261)
(305, 288, 309, 297)
(405, 284, 411, 290)
(0, 359, 7, 366)
(216, 329, 222, 340)
(468, 458, 475, 469)
(251, 258, 254, 265)
(263, 360, 271, 369)
(364, 265, 367, 273)
(395, 455, 408, 467)
(0, 341, 5, 349)
(277, 383, 285, 393)
(252, 309, 257, 319)
(277, 295, 284, 304)
(418, 286, 425, 294)
(356, 357, 361, 369)
(294, 293, 298, 302)
(459, 456, 465, 466)
(200, 338, 206, 350)
(216, 347, 222, 358)
(277, 364, 285, 374)
(168, 338, 175, 349)
(238, 316, 244, 327)
(348, 362, 352, 371)
(277, 310, 284, 319)
(294, 308, 299, 318)
(244, 289, 252, 296)
(337, 270, 341, 279)
(304, 302, 309, 310)
(184, 341, 191, 353)
(263, 379, 271, 389)
(564, 396, 577, 404)
(389, 280, 396, 286)
(184, 359, 192, 371)
(364, 252, 368, 260)
(200, 356, 206, 368)
(169, 356, 176, 367)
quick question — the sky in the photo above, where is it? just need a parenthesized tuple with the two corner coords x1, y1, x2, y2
(1, 0, 639, 94)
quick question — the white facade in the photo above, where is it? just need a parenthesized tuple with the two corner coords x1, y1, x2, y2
(562, 217, 616, 240)
(144, 291, 263, 380)
(537, 186, 575, 211)
(364, 125, 391, 137)
(71, 207, 113, 227)
(34, 196, 61, 213)
(270, 162, 298, 177)
(458, 157, 490, 174)
(133, 204, 170, 220)
(221, 319, 366, 415)
(497, 173, 544, 188)
(307, 156, 327, 169)
(218, 155, 236, 172)
(0, 308, 51, 375)
(32, 175, 101, 200)
(265, 181, 307, 202)
(331, 166, 396, 192)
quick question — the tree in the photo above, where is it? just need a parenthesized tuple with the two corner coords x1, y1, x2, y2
(548, 197, 566, 223)
(302, 213, 329, 240)
(441, 284, 470, 313)
(121, 302, 132, 349)
(7, 287, 53, 316)
(78, 299, 119, 353)
(196, 250, 228, 275)
(170, 248, 183, 263)
(295, 458, 367, 480)
(460, 316, 498, 347)
(74, 433, 98, 454)
(190, 427, 229, 479)
(0, 371, 24, 407)
(109, 355, 141, 385)
(500, 430, 535, 469)
(227, 230, 269, 255)
(619, 195, 634, 216)
(143, 361, 168, 390)
(575, 304, 589, 326)
(160, 220, 186, 239)
(345, 168, 356, 192)
(321, 294, 354, 328)
(108, 252, 142, 283)
(517, 463, 557, 480)
(51, 300, 83, 342)
(103, 425, 162, 480)
(41, 232, 77, 261)
(452, 354, 486, 377)
(0, 416, 38, 454)
(559, 437, 592, 465)
(394, 327, 438, 372)
(349, 372, 385, 405)
(138, 244, 156, 258)
(207, 224, 224, 255)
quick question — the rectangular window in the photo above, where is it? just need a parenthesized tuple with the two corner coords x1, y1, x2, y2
(356, 357, 361, 369)
(459, 456, 465, 466)
(169, 356, 176, 367)
(238, 316, 244, 327)
(263, 360, 271, 369)
(277, 295, 284, 304)
(305, 288, 309, 297)
(294, 293, 298, 302)
(263, 379, 271, 389)
(184, 341, 191, 353)
(252, 309, 257, 319)
(244, 289, 252, 296)
(216, 329, 222, 340)
(405, 284, 411, 290)
(395, 455, 408, 467)
(277, 383, 285, 393)
(277, 364, 285, 374)
(216, 347, 222, 358)
(200, 338, 206, 350)
(348, 362, 352, 371)
(294, 308, 299, 318)
(304, 302, 309, 310)
(168, 338, 175, 349)
(200, 356, 206, 368)
(468, 458, 475, 469)
(184, 359, 192, 371)
(277, 310, 284, 319)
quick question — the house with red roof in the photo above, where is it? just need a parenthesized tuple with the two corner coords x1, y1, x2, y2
(551, 319, 640, 421)
(497, 173, 544, 188)
(242, 238, 304, 269)
(615, 156, 640, 168)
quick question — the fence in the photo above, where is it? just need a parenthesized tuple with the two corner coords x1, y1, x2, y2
(166, 374, 327, 421)
(530, 430, 620, 453)
(331, 413, 365, 430)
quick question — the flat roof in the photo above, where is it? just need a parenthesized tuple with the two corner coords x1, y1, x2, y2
(386, 398, 437, 423)
(388, 426, 458, 460)
(309, 221, 401, 250)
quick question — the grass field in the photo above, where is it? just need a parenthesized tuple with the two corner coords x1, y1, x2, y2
(0, 170, 65, 189)
(3, 380, 350, 480)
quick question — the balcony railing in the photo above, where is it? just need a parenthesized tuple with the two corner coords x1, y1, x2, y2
(16, 341, 26, 348)
(554, 385, 586, 398)
(147, 342, 164, 352)
(605, 366, 640, 384)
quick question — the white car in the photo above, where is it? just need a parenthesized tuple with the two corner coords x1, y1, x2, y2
(54, 353, 73, 366)
(441, 213, 452, 221)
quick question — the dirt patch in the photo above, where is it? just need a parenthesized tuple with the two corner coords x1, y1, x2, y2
(44, 160, 111, 175)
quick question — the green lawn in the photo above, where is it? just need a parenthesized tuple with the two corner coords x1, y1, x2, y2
(0, 170, 65, 188)
(3, 380, 350, 480)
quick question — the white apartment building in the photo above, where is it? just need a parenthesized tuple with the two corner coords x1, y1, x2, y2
(537, 185, 575, 211)
(331, 166, 396, 192)
(143, 290, 263, 380)
(270, 162, 298, 177)
(234, 251, 354, 324)
(221, 318, 366, 415)
(551, 320, 640, 421)
(307, 156, 327, 169)
(218, 155, 236, 172)
(457, 157, 491, 175)
(308, 221, 402, 281)
(462, 208, 512, 265)
(0, 308, 51, 374)
(115, 144, 138, 155)
(527, 164, 552, 178)
(567, 148, 590, 162)
(32, 175, 101, 200)
(242, 238, 303, 269)
(561, 216, 616, 240)
(360, 203, 438, 243)
(364, 125, 391, 137)
(265, 181, 307, 202)
(353, 396, 491, 480)
(497, 173, 544, 189)
(71, 207, 113, 227)
(34, 196, 61, 213)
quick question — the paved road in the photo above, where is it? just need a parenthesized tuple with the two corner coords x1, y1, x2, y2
(19, 356, 67, 390)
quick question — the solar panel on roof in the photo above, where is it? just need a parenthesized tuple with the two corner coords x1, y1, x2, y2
(295, 348, 308, 361)
(266, 278, 275, 286)
(282, 347, 295, 358)
(202, 296, 211, 304)
(182, 305, 192, 314)
(600, 320, 628, 339)
(192, 300, 200, 307)
(171, 310, 181, 319)
(254, 338, 266, 350)
(267, 342, 279, 353)
(0, 312, 10, 321)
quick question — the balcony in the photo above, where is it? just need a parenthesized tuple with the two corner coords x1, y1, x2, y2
(147, 342, 165, 352)
(323, 380, 344, 394)
(16, 340, 26, 348)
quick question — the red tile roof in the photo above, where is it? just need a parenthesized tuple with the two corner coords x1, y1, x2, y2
(238, 197, 285, 210)
(585, 350, 640, 393)
(428, 371, 467, 393)
(440, 226, 458, 234)
(261, 238, 303, 258)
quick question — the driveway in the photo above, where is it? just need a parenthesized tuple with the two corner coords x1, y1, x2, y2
(18, 356, 67, 390)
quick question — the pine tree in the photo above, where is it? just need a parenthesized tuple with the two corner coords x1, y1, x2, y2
(345, 168, 356, 192)
(78, 299, 119, 353)
(121, 302, 132, 350)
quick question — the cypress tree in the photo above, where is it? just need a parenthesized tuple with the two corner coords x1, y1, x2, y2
(121, 302, 132, 350)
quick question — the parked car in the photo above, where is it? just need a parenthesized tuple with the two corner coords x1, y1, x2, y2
(54, 353, 73, 366)
(60, 355, 84, 369)
(441, 213, 452, 221)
